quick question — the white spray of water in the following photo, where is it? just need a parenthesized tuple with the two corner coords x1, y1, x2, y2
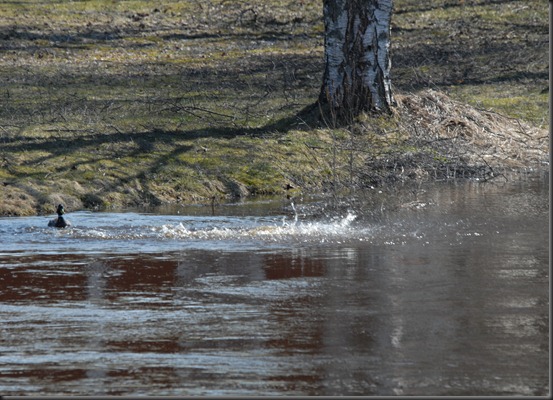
(290, 200, 299, 225)
(51, 211, 370, 246)
(151, 211, 360, 243)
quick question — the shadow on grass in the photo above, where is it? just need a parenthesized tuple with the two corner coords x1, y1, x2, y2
(1, 105, 318, 207)
(394, 0, 517, 15)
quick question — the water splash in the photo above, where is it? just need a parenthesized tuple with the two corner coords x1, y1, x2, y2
(16, 211, 366, 253)
(290, 200, 299, 226)
(150, 212, 361, 243)
(0, 207, 439, 255)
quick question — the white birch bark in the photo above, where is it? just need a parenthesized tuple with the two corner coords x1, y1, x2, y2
(320, 0, 394, 120)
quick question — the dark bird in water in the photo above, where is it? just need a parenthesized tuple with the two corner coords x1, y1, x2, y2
(284, 183, 296, 200)
(48, 204, 71, 228)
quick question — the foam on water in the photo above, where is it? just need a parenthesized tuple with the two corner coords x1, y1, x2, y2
(77, 212, 363, 242)
(0, 211, 372, 255)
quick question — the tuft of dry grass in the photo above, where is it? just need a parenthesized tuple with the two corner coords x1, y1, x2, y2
(394, 89, 548, 173)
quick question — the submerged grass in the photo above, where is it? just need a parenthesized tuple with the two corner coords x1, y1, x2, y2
(0, 0, 548, 215)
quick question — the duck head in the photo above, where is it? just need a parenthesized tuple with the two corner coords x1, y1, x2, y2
(48, 204, 70, 228)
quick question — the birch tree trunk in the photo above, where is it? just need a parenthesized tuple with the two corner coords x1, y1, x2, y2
(320, 0, 394, 122)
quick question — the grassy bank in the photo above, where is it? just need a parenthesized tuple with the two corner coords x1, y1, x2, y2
(0, 0, 548, 216)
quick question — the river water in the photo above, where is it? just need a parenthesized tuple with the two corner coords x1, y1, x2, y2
(0, 174, 549, 396)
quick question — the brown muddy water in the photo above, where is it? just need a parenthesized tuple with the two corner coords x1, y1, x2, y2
(0, 174, 549, 396)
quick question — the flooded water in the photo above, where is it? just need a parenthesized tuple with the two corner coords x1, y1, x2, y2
(0, 175, 549, 396)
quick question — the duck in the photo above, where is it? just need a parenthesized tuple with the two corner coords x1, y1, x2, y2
(48, 204, 71, 228)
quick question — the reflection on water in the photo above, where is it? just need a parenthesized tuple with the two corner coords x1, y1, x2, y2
(0, 176, 549, 396)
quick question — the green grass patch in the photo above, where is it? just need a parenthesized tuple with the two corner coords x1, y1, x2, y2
(448, 84, 549, 129)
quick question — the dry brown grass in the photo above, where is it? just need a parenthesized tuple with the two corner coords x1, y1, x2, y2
(397, 89, 548, 169)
